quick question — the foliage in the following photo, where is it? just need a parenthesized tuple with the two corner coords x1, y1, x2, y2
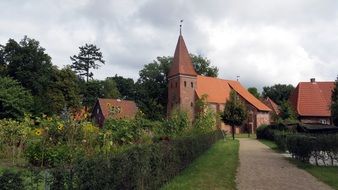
(164, 108, 190, 136)
(278, 100, 298, 123)
(102, 78, 121, 99)
(221, 91, 248, 140)
(190, 54, 218, 77)
(109, 74, 135, 100)
(103, 118, 142, 145)
(0, 77, 33, 119)
(72, 131, 222, 190)
(262, 84, 294, 104)
(194, 95, 217, 133)
(247, 87, 261, 99)
(0, 117, 32, 164)
(70, 43, 105, 82)
(331, 78, 338, 126)
(0, 170, 24, 190)
(135, 56, 171, 120)
(1, 36, 57, 115)
(1, 36, 82, 115)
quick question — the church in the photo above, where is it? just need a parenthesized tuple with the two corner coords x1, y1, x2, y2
(167, 33, 271, 133)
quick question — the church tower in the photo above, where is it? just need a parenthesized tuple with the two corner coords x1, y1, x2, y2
(167, 33, 197, 120)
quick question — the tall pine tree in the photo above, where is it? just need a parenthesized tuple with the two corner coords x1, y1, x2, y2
(70, 44, 105, 82)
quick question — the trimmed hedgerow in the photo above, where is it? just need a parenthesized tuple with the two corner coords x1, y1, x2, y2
(73, 131, 222, 190)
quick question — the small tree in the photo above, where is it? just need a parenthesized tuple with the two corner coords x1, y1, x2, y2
(221, 91, 247, 140)
(331, 77, 338, 126)
(70, 44, 105, 82)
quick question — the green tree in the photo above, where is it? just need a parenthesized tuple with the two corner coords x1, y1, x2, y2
(81, 80, 104, 109)
(191, 54, 218, 77)
(221, 91, 247, 140)
(194, 94, 217, 132)
(2, 36, 57, 115)
(70, 44, 105, 82)
(0, 77, 33, 119)
(135, 56, 171, 120)
(44, 67, 82, 114)
(331, 78, 338, 126)
(109, 74, 135, 100)
(102, 78, 120, 99)
(248, 87, 261, 99)
(0, 45, 6, 76)
(262, 84, 294, 104)
(278, 101, 297, 123)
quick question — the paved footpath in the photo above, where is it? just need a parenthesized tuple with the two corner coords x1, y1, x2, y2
(236, 138, 333, 190)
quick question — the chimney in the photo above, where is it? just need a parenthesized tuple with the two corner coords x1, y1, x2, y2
(310, 78, 316, 83)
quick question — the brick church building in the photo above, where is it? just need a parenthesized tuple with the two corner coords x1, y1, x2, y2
(167, 33, 271, 133)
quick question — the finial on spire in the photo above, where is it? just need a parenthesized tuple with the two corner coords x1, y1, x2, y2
(236, 75, 240, 81)
(180, 19, 183, 35)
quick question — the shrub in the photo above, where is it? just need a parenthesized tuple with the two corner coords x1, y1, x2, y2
(256, 125, 274, 140)
(286, 134, 315, 162)
(0, 170, 24, 190)
(164, 108, 190, 136)
(73, 131, 222, 190)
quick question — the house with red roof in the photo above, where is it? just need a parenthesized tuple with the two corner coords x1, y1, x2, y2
(289, 78, 335, 125)
(167, 33, 271, 133)
(92, 98, 138, 127)
(262, 97, 280, 121)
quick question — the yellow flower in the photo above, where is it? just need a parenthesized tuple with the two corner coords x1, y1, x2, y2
(57, 124, 64, 131)
(35, 128, 43, 136)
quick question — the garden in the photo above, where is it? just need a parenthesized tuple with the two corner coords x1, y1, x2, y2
(0, 104, 222, 189)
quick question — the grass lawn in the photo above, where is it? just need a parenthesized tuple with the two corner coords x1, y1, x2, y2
(259, 139, 338, 190)
(162, 139, 239, 190)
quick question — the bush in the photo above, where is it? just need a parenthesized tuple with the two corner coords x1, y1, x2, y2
(0, 170, 24, 190)
(286, 134, 315, 162)
(256, 125, 274, 140)
(73, 131, 222, 190)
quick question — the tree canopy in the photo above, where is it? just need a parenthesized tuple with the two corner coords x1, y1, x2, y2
(108, 75, 135, 100)
(221, 91, 247, 140)
(262, 84, 294, 105)
(0, 77, 33, 119)
(247, 87, 261, 99)
(70, 44, 105, 82)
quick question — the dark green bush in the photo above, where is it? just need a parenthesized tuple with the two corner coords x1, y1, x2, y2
(0, 170, 24, 190)
(286, 134, 315, 162)
(256, 125, 275, 140)
(73, 131, 222, 190)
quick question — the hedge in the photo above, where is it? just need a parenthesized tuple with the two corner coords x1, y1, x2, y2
(1, 131, 222, 189)
(257, 125, 338, 165)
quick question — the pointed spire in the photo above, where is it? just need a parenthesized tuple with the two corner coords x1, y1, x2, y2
(168, 33, 197, 78)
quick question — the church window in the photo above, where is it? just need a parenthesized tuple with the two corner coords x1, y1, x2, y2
(191, 102, 193, 107)
(191, 82, 194, 88)
(184, 81, 187, 87)
(171, 82, 173, 88)
(175, 82, 178, 88)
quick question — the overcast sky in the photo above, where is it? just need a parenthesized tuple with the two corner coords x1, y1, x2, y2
(1, 0, 337, 90)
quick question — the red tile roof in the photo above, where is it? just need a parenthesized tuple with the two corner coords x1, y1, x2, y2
(263, 97, 280, 115)
(196, 75, 271, 111)
(168, 35, 197, 78)
(289, 82, 334, 117)
(97, 98, 138, 119)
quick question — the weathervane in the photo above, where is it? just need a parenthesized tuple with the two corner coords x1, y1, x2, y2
(236, 75, 240, 81)
(180, 19, 184, 35)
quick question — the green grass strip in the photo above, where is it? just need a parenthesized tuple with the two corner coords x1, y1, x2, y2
(162, 140, 239, 190)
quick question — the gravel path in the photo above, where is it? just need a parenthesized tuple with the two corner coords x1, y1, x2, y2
(236, 138, 333, 190)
